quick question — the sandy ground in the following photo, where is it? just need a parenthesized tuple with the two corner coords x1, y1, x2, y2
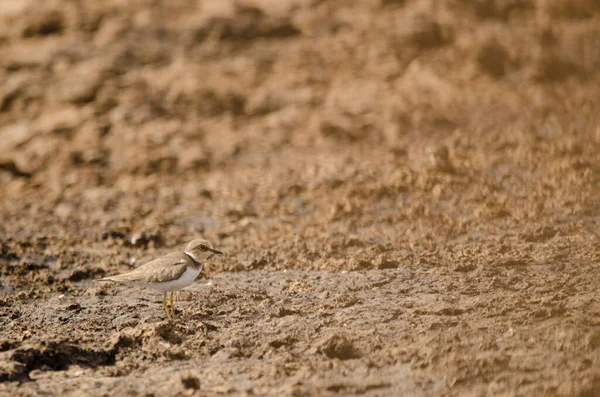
(1, 0, 600, 396)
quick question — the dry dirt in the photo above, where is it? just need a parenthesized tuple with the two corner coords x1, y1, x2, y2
(1, 0, 600, 396)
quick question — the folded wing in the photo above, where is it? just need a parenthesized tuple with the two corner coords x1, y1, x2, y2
(99, 252, 190, 284)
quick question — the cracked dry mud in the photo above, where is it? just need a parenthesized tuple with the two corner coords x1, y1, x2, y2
(1, 0, 600, 396)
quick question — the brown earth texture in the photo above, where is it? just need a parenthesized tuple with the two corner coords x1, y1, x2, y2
(1, 0, 600, 396)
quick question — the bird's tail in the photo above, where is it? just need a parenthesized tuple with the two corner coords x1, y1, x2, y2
(96, 276, 123, 282)
(97, 274, 132, 283)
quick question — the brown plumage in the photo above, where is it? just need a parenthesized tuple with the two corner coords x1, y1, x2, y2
(103, 252, 193, 284)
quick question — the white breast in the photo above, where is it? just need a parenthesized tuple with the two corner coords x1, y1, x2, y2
(134, 267, 202, 292)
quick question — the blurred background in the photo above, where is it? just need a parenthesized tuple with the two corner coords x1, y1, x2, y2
(1, 0, 600, 395)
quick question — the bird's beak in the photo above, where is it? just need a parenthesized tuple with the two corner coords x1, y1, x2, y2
(209, 248, 223, 255)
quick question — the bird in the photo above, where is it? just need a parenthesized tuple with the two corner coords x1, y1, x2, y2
(98, 239, 223, 321)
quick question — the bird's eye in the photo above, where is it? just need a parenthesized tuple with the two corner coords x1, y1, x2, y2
(200, 245, 207, 251)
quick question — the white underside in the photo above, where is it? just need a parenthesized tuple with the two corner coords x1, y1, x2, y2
(130, 267, 201, 292)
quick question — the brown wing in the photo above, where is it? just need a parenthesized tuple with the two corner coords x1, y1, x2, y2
(104, 252, 190, 283)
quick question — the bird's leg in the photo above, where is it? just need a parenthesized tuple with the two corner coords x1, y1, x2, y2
(170, 291, 177, 319)
(162, 292, 172, 321)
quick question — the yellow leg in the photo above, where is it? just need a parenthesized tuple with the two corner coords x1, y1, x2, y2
(162, 292, 172, 321)
(170, 291, 177, 320)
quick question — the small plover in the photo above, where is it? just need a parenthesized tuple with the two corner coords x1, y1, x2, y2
(98, 239, 222, 321)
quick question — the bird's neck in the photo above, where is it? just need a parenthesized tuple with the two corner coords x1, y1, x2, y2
(184, 251, 203, 270)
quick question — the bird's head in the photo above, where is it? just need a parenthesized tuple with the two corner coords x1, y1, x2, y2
(184, 239, 223, 263)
